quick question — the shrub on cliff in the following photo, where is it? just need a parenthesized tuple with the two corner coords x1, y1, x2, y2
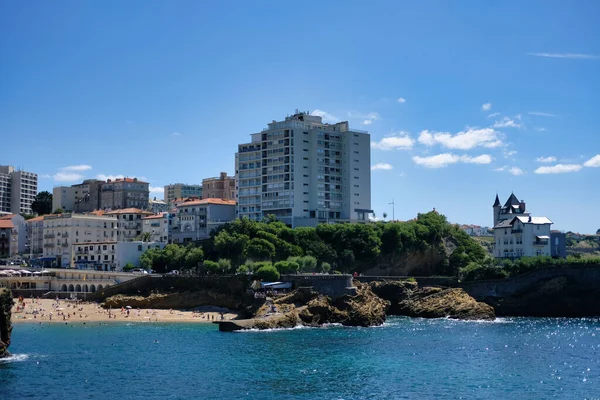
(460, 262, 508, 282)
(255, 265, 280, 281)
(274, 261, 299, 275)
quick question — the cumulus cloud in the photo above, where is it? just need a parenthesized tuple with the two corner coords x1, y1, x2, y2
(583, 154, 600, 168)
(487, 112, 500, 118)
(536, 127, 547, 132)
(496, 166, 525, 176)
(412, 153, 492, 168)
(527, 52, 599, 59)
(371, 132, 415, 150)
(492, 117, 522, 128)
(504, 150, 518, 158)
(311, 109, 339, 123)
(417, 128, 503, 150)
(397, 97, 406, 103)
(536, 156, 557, 163)
(348, 111, 380, 125)
(371, 163, 393, 171)
(534, 164, 582, 174)
(149, 186, 163, 193)
(54, 172, 85, 182)
(482, 103, 492, 111)
(528, 111, 556, 117)
(171, 132, 182, 137)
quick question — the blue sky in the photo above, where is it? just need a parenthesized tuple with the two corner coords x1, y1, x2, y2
(1, 1, 599, 233)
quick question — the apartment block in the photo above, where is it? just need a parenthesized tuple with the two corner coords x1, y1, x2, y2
(0, 165, 38, 215)
(26, 215, 44, 259)
(202, 172, 235, 200)
(41, 213, 118, 268)
(235, 111, 372, 227)
(171, 198, 235, 243)
(100, 178, 150, 210)
(106, 208, 153, 242)
(164, 183, 203, 204)
(142, 212, 173, 243)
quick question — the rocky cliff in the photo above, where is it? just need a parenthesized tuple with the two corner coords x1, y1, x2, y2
(486, 277, 600, 317)
(0, 288, 13, 358)
(370, 280, 495, 320)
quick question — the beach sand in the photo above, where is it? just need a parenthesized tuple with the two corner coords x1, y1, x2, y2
(11, 298, 239, 324)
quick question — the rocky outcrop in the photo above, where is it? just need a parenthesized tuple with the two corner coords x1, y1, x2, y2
(219, 281, 388, 331)
(487, 277, 600, 317)
(0, 289, 13, 358)
(371, 280, 495, 320)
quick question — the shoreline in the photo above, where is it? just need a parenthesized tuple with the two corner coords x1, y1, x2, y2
(10, 298, 239, 325)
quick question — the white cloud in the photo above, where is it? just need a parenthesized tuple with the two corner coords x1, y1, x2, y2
(527, 52, 599, 60)
(492, 117, 522, 128)
(60, 165, 92, 172)
(487, 112, 500, 118)
(171, 132, 182, 137)
(534, 164, 582, 174)
(494, 166, 525, 176)
(348, 111, 380, 125)
(504, 150, 518, 158)
(412, 153, 492, 168)
(481, 103, 492, 111)
(371, 163, 393, 171)
(397, 97, 406, 104)
(39, 174, 52, 179)
(54, 172, 85, 182)
(311, 109, 339, 123)
(528, 111, 556, 117)
(96, 174, 125, 181)
(536, 156, 557, 163)
(418, 128, 503, 150)
(583, 154, 600, 167)
(536, 127, 547, 132)
(149, 186, 163, 193)
(371, 132, 415, 150)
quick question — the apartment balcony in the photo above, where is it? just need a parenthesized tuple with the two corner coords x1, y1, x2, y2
(533, 240, 549, 246)
(44, 243, 55, 248)
(61, 242, 69, 247)
(44, 233, 55, 239)
(511, 229, 523, 234)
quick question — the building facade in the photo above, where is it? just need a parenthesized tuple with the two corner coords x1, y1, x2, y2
(26, 216, 44, 259)
(492, 193, 553, 258)
(148, 198, 169, 214)
(142, 212, 173, 243)
(164, 183, 203, 204)
(106, 208, 153, 242)
(0, 214, 26, 256)
(42, 213, 118, 268)
(52, 186, 76, 212)
(0, 219, 14, 258)
(0, 165, 38, 215)
(202, 172, 235, 200)
(235, 111, 372, 227)
(171, 199, 235, 243)
(100, 178, 149, 210)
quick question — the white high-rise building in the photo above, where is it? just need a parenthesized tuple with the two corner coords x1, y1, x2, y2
(235, 111, 372, 227)
(0, 165, 38, 215)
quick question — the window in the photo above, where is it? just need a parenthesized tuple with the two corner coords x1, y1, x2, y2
(138, 245, 142, 251)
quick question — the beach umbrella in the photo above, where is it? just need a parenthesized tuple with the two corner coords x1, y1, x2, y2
(20, 269, 32, 274)
(125, 306, 132, 309)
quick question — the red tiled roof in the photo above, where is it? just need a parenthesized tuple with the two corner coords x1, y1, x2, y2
(0, 220, 14, 229)
(142, 213, 167, 220)
(176, 198, 235, 207)
(0, 214, 15, 220)
(26, 216, 45, 223)
(106, 208, 153, 215)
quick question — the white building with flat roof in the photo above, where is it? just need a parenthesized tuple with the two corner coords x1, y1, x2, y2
(172, 198, 235, 243)
(0, 165, 38, 215)
(235, 111, 372, 227)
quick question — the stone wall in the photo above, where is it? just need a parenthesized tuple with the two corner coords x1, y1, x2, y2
(281, 275, 353, 298)
(0, 288, 13, 358)
(357, 276, 459, 288)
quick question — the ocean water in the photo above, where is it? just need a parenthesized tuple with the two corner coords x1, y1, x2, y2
(1, 317, 599, 400)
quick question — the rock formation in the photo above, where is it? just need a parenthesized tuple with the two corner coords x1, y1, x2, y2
(371, 280, 495, 320)
(0, 288, 13, 358)
(487, 277, 600, 317)
(103, 289, 252, 311)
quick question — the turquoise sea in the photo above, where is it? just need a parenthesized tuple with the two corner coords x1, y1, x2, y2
(1, 317, 599, 399)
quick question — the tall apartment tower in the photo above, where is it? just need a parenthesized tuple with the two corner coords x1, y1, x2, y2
(0, 165, 38, 215)
(235, 111, 372, 227)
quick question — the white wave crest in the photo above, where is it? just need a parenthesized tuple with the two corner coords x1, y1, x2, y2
(0, 353, 29, 363)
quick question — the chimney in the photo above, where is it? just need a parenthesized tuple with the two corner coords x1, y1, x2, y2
(520, 200, 526, 213)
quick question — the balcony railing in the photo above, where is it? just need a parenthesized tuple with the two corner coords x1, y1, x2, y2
(511, 229, 523, 234)
(533, 240, 549, 246)
(44, 234, 55, 239)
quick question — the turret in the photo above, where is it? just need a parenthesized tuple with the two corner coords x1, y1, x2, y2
(493, 194, 501, 227)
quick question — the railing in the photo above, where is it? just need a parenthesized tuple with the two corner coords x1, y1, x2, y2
(534, 240, 549, 246)
(61, 242, 69, 247)
(511, 229, 523, 234)
(44, 234, 55, 239)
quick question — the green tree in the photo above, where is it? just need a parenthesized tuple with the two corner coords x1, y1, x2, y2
(31, 191, 53, 215)
(53, 207, 65, 214)
(274, 260, 299, 275)
(217, 258, 233, 273)
(136, 232, 152, 242)
(163, 244, 186, 270)
(236, 265, 250, 274)
(184, 247, 204, 271)
(123, 262, 136, 271)
(246, 238, 276, 260)
(204, 260, 221, 274)
(255, 264, 280, 281)
(320, 262, 331, 273)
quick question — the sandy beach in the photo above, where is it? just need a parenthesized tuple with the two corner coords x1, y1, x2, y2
(11, 297, 239, 324)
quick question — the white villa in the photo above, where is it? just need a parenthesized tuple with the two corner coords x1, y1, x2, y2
(492, 193, 552, 258)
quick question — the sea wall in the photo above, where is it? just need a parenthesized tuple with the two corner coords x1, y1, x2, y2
(461, 267, 600, 299)
(0, 288, 13, 358)
(357, 276, 458, 288)
(281, 274, 354, 298)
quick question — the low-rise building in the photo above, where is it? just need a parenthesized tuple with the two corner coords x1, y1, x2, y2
(0, 219, 14, 258)
(148, 197, 169, 214)
(72, 240, 165, 271)
(42, 213, 118, 268)
(171, 198, 235, 243)
(0, 214, 26, 256)
(202, 172, 235, 200)
(551, 231, 567, 259)
(492, 194, 553, 258)
(105, 208, 153, 242)
(142, 212, 173, 243)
